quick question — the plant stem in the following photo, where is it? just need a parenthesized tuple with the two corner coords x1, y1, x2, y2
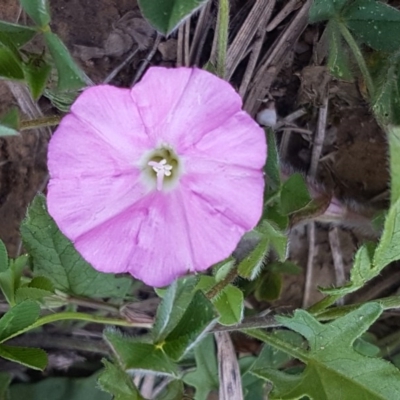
(216, 0, 230, 79)
(20, 115, 61, 131)
(4, 311, 152, 342)
(206, 266, 238, 299)
(338, 22, 374, 97)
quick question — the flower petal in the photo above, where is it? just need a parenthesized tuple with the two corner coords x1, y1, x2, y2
(186, 111, 266, 170)
(182, 159, 264, 230)
(70, 85, 152, 160)
(48, 114, 141, 179)
(48, 171, 149, 240)
(131, 67, 242, 150)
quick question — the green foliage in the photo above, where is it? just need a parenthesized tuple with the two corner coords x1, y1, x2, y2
(183, 335, 219, 400)
(264, 129, 281, 191)
(0, 250, 28, 306)
(138, 0, 209, 35)
(21, 195, 133, 299)
(0, 300, 47, 370)
(153, 277, 197, 342)
(98, 359, 143, 400)
(309, 0, 348, 23)
(0, 345, 47, 371)
(19, 0, 51, 28)
(325, 20, 354, 81)
(0, 21, 37, 47)
(10, 373, 111, 400)
(104, 330, 179, 377)
(0, 108, 19, 136)
(251, 303, 400, 400)
(22, 56, 52, 100)
(237, 233, 269, 280)
(279, 173, 311, 215)
(344, 0, 400, 53)
(197, 276, 243, 325)
(43, 31, 89, 91)
(162, 291, 216, 361)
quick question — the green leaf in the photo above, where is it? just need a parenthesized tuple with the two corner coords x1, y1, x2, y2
(15, 287, 53, 303)
(20, 195, 133, 298)
(19, 0, 51, 28)
(22, 56, 51, 100)
(0, 372, 11, 398)
(28, 276, 54, 291)
(254, 272, 282, 302)
(326, 20, 354, 81)
(345, 0, 400, 53)
(371, 53, 400, 126)
(252, 303, 400, 400)
(0, 240, 7, 273)
(153, 277, 197, 343)
(388, 126, 400, 204)
(0, 344, 46, 370)
(43, 31, 90, 91)
(0, 46, 24, 81)
(98, 359, 143, 400)
(309, 0, 348, 23)
(0, 300, 40, 342)
(0, 21, 37, 47)
(374, 198, 400, 269)
(138, 0, 209, 36)
(104, 330, 179, 377)
(260, 221, 288, 262)
(321, 243, 375, 296)
(0, 255, 27, 305)
(237, 234, 269, 280)
(183, 335, 219, 400)
(280, 173, 311, 215)
(197, 276, 243, 326)
(155, 380, 184, 400)
(250, 331, 304, 372)
(0, 108, 20, 136)
(163, 291, 217, 361)
(10, 373, 110, 400)
(264, 129, 280, 191)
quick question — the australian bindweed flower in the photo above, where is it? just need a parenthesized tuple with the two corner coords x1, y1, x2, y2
(47, 67, 267, 287)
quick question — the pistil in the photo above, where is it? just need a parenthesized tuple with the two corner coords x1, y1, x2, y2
(148, 159, 173, 191)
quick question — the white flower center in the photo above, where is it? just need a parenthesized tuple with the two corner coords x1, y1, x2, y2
(148, 158, 173, 191)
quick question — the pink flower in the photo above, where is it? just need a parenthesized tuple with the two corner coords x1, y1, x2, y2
(47, 67, 266, 287)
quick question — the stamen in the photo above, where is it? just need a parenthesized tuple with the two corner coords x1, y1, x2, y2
(148, 159, 173, 191)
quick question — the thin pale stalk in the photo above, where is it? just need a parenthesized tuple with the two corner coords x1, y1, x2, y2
(216, 0, 230, 78)
(20, 115, 61, 131)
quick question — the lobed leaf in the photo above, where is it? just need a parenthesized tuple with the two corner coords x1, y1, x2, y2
(98, 359, 143, 400)
(183, 335, 219, 400)
(20, 195, 133, 299)
(251, 303, 400, 400)
(104, 330, 179, 377)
